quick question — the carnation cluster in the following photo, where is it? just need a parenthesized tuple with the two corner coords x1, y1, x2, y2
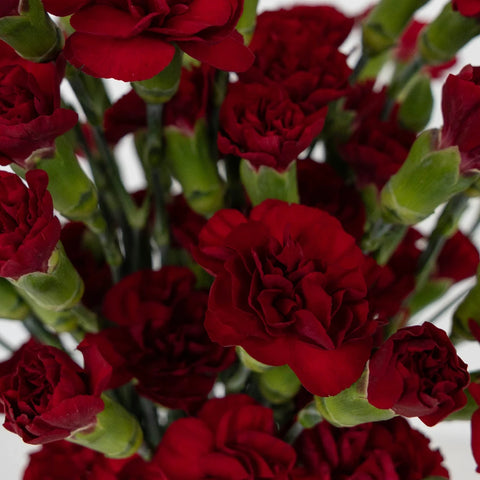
(1, 0, 480, 478)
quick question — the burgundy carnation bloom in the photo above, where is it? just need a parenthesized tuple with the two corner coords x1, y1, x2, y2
(441, 65, 480, 172)
(368, 322, 469, 426)
(293, 418, 449, 479)
(23, 441, 128, 480)
(242, 7, 352, 114)
(0, 170, 60, 280)
(62, 0, 254, 81)
(194, 200, 375, 397)
(61, 222, 113, 311)
(297, 159, 365, 241)
(218, 83, 326, 171)
(0, 43, 78, 168)
(23, 440, 168, 480)
(469, 381, 480, 473)
(82, 267, 234, 411)
(156, 394, 296, 479)
(0, 340, 107, 445)
(452, 0, 480, 17)
(0, 0, 20, 16)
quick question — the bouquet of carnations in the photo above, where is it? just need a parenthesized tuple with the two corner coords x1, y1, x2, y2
(2, 0, 480, 477)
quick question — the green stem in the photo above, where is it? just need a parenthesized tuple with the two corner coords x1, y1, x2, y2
(416, 193, 469, 289)
(423, 285, 471, 325)
(0, 335, 13, 352)
(350, 52, 369, 84)
(137, 396, 163, 450)
(23, 315, 64, 350)
(144, 103, 170, 259)
(283, 422, 303, 445)
(224, 156, 245, 209)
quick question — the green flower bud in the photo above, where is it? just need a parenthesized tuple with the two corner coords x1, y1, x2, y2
(236, 346, 272, 373)
(34, 134, 101, 224)
(258, 365, 301, 404)
(398, 73, 434, 132)
(381, 130, 477, 225)
(315, 369, 395, 428)
(419, 3, 480, 65)
(0, 278, 29, 320)
(236, 0, 259, 44)
(362, 0, 428, 56)
(133, 47, 183, 104)
(12, 243, 84, 312)
(0, 0, 63, 62)
(69, 394, 143, 459)
(240, 159, 299, 206)
(164, 120, 224, 216)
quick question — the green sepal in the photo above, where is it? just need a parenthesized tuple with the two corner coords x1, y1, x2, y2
(0, 0, 63, 62)
(236, 0, 259, 44)
(381, 130, 477, 225)
(419, 3, 480, 65)
(240, 159, 299, 206)
(35, 134, 101, 223)
(69, 394, 143, 459)
(315, 369, 396, 428)
(0, 278, 29, 320)
(11, 244, 84, 312)
(452, 271, 480, 343)
(398, 73, 434, 132)
(257, 365, 301, 405)
(236, 346, 272, 373)
(164, 120, 224, 216)
(362, 0, 428, 56)
(444, 385, 478, 421)
(133, 47, 183, 104)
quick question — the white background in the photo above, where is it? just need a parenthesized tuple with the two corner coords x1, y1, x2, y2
(2, 0, 480, 478)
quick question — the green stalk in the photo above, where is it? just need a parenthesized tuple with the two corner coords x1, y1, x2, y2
(23, 315, 64, 350)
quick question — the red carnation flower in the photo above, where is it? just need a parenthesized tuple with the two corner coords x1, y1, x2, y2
(59, 0, 253, 81)
(293, 418, 449, 479)
(194, 200, 376, 397)
(0, 170, 60, 280)
(367, 322, 469, 426)
(452, 0, 480, 17)
(441, 65, 480, 172)
(156, 394, 296, 479)
(218, 82, 326, 171)
(0, 43, 78, 168)
(81, 267, 234, 411)
(0, 340, 108, 444)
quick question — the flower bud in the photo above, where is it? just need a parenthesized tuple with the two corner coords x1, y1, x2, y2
(314, 369, 395, 428)
(418, 3, 480, 65)
(258, 365, 301, 404)
(240, 159, 299, 206)
(398, 73, 434, 132)
(0, 0, 63, 62)
(165, 120, 224, 216)
(381, 130, 477, 224)
(0, 278, 28, 320)
(133, 47, 183, 104)
(12, 243, 84, 312)
(69, 394, 143, 459)
(362, 0, 428, 56)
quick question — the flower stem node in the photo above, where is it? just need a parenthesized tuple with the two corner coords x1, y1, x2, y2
(69, 394, 144, 459)
(314, 370, 395, 428)
(381, 130, 477, 225)
(11, 244, 84, 312)
(362, 0, 428, 56)
(240, 159, 299, 207)
(133, 47, 183, 104)
(0, 0, 63, 62)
